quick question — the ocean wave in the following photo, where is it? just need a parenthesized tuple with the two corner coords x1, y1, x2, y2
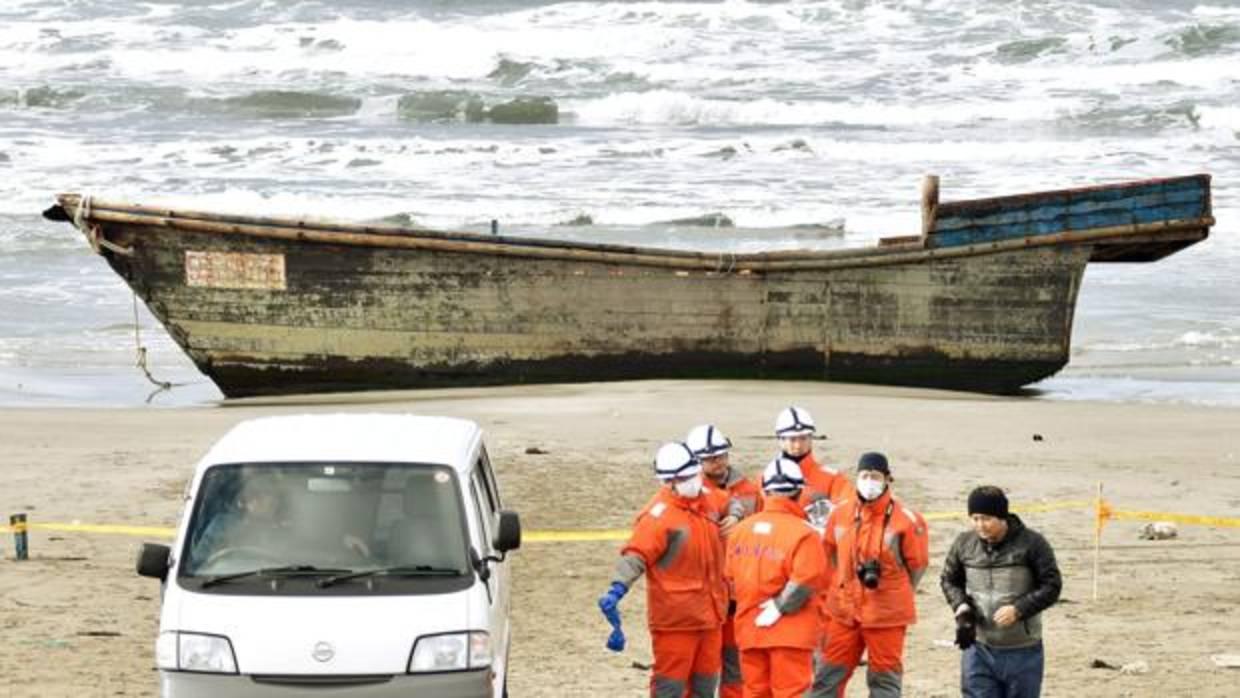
(1177, 331, 1237, 348)
(1078, 330, 1240, 354)
(1037, 375, 1240, 409)
(0, 85, 87, 109)
(1197, 104, 1240, 134)
(1162, 22, 1240, 58)
(992, 37, 1070, 65)
(396, 91, 557, 124)
(1054, 100, 1204, 137)
(568, 90, 1071, 128)
(188, 90, 361, 119)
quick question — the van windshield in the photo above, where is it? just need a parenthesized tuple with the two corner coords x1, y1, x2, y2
(181, 462, 471, 592)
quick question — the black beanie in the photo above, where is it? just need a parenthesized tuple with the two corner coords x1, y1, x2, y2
(968, 486, 1009, 518)
(856, 451, 890, 475)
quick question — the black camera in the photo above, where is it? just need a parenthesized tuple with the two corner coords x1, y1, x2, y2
(856, 559, 881, 589)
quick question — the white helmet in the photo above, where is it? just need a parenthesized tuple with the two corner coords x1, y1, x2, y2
(685, 424, 731, 458)
(653, 442, 701, 481)
(774, 406, 815, 437)
(761, 456, 805, 494)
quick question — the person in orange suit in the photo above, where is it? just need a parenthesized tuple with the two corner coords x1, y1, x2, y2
(725, 456, 829, 698)
(686, 423, 762, 698)
(773, 406, 853, 528)
(688, 423, 763, 526)
(599, 441, 729, 697)
(816, 452, 930, 697)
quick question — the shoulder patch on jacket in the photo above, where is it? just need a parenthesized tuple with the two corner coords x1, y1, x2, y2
(753, 521, 773, 535)
(902, 507, 926, 536)
(650, 502, 667, 518)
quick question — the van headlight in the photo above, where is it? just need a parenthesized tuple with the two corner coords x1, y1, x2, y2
(408, 631, 491, 672)
(156, 631, 238, 674)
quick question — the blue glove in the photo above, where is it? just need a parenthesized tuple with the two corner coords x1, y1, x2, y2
(598, 581, 628, 615)
(605, 619, 626, 652)
(598, 582, 628, 652)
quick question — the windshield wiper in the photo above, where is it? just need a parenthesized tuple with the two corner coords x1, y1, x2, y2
(316, 565, 464, 588)
(200, 565, 350, 588)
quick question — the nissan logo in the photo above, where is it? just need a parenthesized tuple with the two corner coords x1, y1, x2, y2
(312, 641, 335, 663)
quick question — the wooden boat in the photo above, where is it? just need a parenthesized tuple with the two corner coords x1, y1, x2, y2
(44, 175, 1213, 398)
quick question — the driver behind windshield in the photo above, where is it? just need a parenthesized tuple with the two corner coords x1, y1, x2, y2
(189, 473, 380, 576)
(191, 479, 290, 566)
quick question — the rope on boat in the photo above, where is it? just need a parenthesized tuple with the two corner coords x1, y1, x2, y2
(132, 293, 178, 395)
(73, 194, 133, 257)
(73, 195, 172, 394)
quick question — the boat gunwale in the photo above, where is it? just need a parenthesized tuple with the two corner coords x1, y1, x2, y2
(935, 173, 1211, 217)
(55, 186, 1213, 273)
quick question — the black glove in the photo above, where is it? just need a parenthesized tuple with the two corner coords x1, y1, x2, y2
(955, 608, 977, 650)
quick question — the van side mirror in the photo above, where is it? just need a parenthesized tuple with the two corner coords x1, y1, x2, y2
(493, 510, 521, 553)
(136, 542, 171, 580)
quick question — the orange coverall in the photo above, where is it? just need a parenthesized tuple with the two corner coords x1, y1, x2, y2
(817, 489, 929, 698)
(715, 468, 763, 698)
(619, 485, 729, 697)
(795, 453, 854, 513)
(725, 495, 828, 698)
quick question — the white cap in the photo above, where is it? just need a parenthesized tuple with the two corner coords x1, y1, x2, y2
(774, 406, 815, 437)
(653, 442, 701, 481)
(761, 456, 805, 493)
(685, 424, 731, 458)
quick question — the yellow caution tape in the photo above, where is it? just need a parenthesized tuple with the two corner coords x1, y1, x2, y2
(0, 522, 177, 537)
(1102, 509, 1240, 528)
(3, 499, 1236, 542)
(1, 521, 633, 543)
(922, 499, 1093, 522)
(524, 529, 630, 543)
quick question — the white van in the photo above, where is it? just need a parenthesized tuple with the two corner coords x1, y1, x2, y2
(136, 414, 521, 698)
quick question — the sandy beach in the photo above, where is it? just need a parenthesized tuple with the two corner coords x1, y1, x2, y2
(1, 379, 1237, 697)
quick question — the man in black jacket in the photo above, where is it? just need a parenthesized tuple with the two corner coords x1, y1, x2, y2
(940, 486, 1062, 698)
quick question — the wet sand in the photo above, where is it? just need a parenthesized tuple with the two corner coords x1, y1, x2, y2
(1, 379, 1238, 697)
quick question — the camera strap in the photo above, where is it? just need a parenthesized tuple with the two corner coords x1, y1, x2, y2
(852, 499, 895, 564)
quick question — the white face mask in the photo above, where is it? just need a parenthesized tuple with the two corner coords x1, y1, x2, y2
(673, 474, 703, 498)
(856, 476, 887, 501)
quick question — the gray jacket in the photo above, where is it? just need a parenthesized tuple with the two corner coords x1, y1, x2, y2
(940, 515, 1062, 648)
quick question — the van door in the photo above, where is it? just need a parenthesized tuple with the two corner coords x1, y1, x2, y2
(469, 451, 511, 675)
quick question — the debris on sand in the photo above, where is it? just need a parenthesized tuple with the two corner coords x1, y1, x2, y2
(525, 446, 549, 455)
(1089, 658, 1119, 670)
(1139, 521, 1178, 540)
(1119, 660, 1149, 675)
(1211, 654, 1240, 668)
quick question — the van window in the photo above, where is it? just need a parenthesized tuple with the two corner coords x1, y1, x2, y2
(468, 476, 495, 600)
(477, 448, 501, 513)
(468, 476, 493, 551)
(181, 462, 473, 596)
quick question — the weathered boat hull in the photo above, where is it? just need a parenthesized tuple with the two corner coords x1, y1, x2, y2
(46, 175, 1212, 397)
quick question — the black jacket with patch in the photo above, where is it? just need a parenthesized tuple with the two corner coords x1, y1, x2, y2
(940, 514, 1062, 648)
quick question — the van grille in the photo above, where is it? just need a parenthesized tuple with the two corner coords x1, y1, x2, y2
(251, 674, 394, 687)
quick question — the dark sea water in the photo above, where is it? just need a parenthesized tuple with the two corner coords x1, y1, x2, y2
(1, 0, 1237, 407)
